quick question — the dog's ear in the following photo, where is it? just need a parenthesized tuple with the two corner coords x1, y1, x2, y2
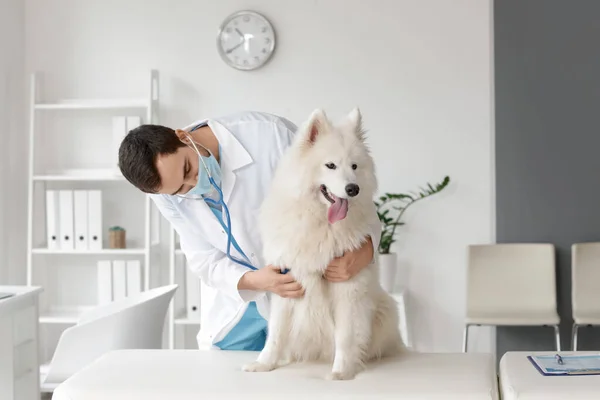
(304, 108, 328, 145)
(340, 107, 366, 141)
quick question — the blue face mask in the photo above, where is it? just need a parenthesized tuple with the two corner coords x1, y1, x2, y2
(185, 136, 222, 197)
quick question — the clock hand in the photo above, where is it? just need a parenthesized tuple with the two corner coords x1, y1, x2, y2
(235, 28, 244, 38)
(225, 41, 244, 54)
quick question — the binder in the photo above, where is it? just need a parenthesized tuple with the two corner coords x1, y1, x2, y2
(58, 190, 74, 250)
(126, 260, 142, 296)
(112, 117, 127, 171)
(97, 260, 113, 305)
(186, 267, 201, 320)
(73, 190, 88, 251)
(87, 190, 102, 250)
(45, 190, 60, 250)
(112, 260, 127, 301)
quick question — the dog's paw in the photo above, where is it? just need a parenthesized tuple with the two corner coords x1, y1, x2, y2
(325, 370, 357, 381)
(242, 362, 276, 373)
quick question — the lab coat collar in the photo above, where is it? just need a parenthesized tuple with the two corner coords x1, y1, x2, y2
(175, 118, 253, 204)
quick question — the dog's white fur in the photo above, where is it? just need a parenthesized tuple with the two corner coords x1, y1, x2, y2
(243, 108, 405, 380)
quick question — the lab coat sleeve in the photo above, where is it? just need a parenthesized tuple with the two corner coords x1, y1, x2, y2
(150, 194, 264, 303)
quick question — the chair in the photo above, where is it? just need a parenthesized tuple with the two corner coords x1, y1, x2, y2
(40, 284, 178, 392)
(463, 244, 560, 352)
(571, 242, 600, 350)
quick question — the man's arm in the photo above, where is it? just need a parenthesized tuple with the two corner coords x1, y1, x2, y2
(324, 204, 382, 282)
(150, 194, 303, 300)
(150, 194, 262, 302)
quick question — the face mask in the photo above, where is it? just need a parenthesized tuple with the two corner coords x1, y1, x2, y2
(184, 135, 222, 197)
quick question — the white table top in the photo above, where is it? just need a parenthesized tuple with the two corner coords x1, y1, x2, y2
(54, 349, 498, 400)
(500, 351, 600, 400)
(0, 286, 42, 314)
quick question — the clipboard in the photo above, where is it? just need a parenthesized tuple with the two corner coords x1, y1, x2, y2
(528, 354, 600, 376)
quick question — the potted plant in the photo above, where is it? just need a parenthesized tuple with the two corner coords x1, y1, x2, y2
(374, 176, 451, 292)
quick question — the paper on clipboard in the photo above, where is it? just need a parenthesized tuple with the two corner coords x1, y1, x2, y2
(529, 354, 600, 376)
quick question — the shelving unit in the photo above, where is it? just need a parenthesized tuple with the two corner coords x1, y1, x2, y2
(25, 70, 161, 363)
(167, 228, 201, 349)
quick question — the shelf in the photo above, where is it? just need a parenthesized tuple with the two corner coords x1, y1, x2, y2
(34, 98, 149, 110)
(40, 307, 92, 324)
(32, 248, 147, 255)
(33, 168, 125, 181)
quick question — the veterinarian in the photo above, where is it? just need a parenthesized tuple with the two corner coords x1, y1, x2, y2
(118, 111, 377, 351)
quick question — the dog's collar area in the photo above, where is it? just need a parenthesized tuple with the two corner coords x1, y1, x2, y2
(320, 184, 335, 204)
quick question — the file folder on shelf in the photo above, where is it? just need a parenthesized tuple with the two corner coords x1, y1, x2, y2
(112, 260, 127, 301)
(58, 190, 74, 250)
(87, 190, 102, 250)
(97, 260, 113, 305)
(45, 190, 60, 250)
(73, 190, 88, 251)
(126, 260, 142, 296)
(186, 267, 201, 320)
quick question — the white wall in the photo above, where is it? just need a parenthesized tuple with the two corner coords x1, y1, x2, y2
(0, 0, 26, 284)
(24, 0, 494, 353)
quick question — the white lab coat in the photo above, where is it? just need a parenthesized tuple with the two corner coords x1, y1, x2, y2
(150, 111, 382, 350)
(150, 111, 298, 349)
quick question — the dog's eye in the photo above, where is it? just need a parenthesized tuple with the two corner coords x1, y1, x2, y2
(351, 163, 357, 170)
(325, 163, 336, 170)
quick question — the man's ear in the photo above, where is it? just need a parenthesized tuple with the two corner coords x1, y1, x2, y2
(304, 108, 328, 145)
(175, 129, 190, 144)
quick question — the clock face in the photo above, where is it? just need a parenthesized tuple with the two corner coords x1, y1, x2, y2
(217, 11, 276, 71)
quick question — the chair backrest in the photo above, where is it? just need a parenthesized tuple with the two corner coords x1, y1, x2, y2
(572, 242, 600, 319)
(43, 284, 178, 386)
(466, 244, 557, 318)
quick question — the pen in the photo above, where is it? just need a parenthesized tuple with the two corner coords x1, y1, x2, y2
(555, 354, 564, 365)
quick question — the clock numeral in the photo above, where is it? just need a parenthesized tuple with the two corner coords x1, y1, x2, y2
(264, 38, 271, 44)
(254, 56, 260, 62)
(262, 48, 267, 54)
(243, 60, 248, 65)
(261, 26, 268, 33)
(226, 27, 232, 33)
(243, 16, 250, 22)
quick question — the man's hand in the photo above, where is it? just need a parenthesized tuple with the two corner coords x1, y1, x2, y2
(238, 265, 304, 298)
(324, 236, 374, 282)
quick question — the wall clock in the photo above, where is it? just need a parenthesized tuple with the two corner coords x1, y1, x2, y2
(217, 11, 276, 71)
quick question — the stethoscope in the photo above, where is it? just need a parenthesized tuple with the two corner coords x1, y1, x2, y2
(182, 126, 258, 272)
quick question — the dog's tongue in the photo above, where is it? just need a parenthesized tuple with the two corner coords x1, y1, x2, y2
(327, 195, 348, 224)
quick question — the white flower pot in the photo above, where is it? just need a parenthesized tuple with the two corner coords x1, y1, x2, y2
(378, 253, 397, 293)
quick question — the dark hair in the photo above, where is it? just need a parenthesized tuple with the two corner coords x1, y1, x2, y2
(118, 124, 186, 193)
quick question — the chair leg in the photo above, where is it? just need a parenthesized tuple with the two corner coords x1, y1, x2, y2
(572, 323, 579, 351)
(553, 325, 561, 352)
(462, 324, 470, 353)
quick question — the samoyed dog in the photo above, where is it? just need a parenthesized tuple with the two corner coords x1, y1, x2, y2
(243, 108, 405, 380)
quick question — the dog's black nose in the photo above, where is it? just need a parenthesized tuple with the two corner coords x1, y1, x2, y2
(345, 183, 360, 197)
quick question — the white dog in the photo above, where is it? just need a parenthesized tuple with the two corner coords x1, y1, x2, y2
(243, 108, 405, 380)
